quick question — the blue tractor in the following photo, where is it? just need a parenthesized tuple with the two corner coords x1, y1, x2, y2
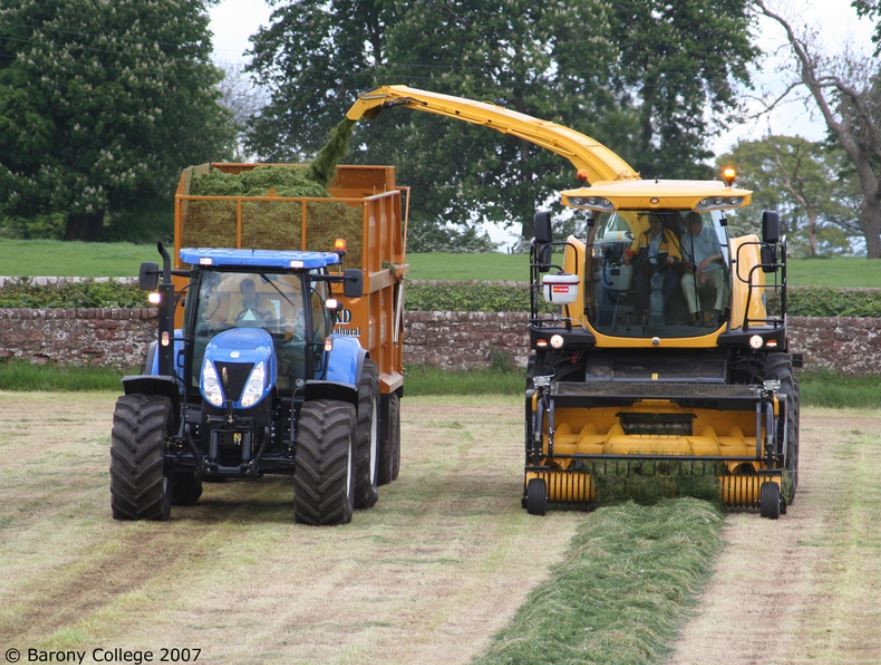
(110, 243, 379, 525)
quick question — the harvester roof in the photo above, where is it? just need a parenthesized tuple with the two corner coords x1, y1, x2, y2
(180, 247, 341, 270)
(562, 179, 753, 213)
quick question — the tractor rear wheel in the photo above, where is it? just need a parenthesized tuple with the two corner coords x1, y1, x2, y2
(109, 394, 173, 521)
(293, 399, 356, 525)
(526, 478, 548, 516)
(378, 393, 400, 486)
(354, 359, 379, 509)
(760, 481, 782, 519)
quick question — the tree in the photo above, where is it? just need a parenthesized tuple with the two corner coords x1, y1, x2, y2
(0, 0, 236, 241)
(246, 0, 758, 241)
(720, 135, 860, 256)
(755, 0, 881, 258)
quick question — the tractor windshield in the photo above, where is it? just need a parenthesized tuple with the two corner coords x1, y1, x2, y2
(585, 209, 730, 338)
(190, 271, 310, 392)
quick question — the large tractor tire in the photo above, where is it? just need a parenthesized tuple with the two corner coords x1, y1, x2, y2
(354, 358, 379, 509)
(293, 399, 357, 526)
(109, 394, 173, 521)
(765, 353, 800, 505)
(377, 392, 401, 486)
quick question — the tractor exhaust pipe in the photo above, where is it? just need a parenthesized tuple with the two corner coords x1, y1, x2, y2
(157, 242, 175, 377)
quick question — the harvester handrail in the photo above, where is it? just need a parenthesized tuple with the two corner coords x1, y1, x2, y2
(347, 85, 640, 185)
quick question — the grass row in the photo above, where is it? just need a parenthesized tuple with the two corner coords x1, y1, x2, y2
(2, 240, 881, 287)
(0, 361, 876, 409)
(472, 499, 724, 665)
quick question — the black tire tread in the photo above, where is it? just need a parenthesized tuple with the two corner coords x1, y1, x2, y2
(109, 394, 172, 521)
(354, 358, 379, 508)
(377, 393, 401, 486)
(293, 400, 356, 525)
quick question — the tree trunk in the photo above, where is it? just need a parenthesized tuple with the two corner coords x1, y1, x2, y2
(859, 201, 881, 258)
(807, 210, 818, 257)
(64, 210, 105, 241)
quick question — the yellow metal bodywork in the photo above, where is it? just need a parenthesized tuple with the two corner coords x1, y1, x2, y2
(347, 85, 640, 185)
(561, 178, 752, 212)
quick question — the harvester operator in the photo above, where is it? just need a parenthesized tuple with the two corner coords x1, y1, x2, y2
(680, 212, 726, 324)
(626, 213, 682, 321)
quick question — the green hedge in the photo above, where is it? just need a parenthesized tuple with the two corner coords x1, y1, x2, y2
(0, 278, 147, 308)
(1, 278, 880, 316)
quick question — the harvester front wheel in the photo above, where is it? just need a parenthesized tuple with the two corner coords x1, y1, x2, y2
(293, 400, 356, 526)
(526, 478, 548, 516)
(760, 481, 782, 519)
(378, 393, 400, 486)
(354, 359, 379, 508)
(766, 353, 800, 505)
(109, 394, 173, 521)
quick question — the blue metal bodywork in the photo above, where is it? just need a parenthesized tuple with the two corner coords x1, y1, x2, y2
(200, 328, 277, 410)
(326, 334, 365, 388)
(180, 247, 340, 270)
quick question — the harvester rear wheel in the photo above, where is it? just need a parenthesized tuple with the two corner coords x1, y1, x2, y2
(172, 471, 203, 506)
(354, 359, 379, 508)
(765, 353, 800, 505)
(760, 481, 782, 519)
(109, 394, 173, 521)
(293, 399, 356, 526)
(378, 393, 400, 486)
(526, 478, 548, 516)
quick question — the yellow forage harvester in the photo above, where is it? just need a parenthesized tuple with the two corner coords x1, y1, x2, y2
(347, 86, 801, 518)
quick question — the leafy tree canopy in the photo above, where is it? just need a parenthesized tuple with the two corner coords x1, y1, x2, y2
(0, 0, 236, 240)
(246, 0, 756, 239)
(720, 135, 861, 256)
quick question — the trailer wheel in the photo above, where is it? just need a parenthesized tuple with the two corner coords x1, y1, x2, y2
(526, 478, 548, 516)
(293, 399, 356, 525)
(759, 481, 781, 519)
(172, 471, 203, 506)
(378, 393, 400, 486)
(354, 358, 379, 508)
(109, 394, 173, 521)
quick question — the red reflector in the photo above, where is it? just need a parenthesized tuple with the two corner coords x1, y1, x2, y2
(552, 285, 570, 293)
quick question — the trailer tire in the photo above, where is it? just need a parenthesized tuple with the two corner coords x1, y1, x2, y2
(172, 471, 203, 506)
(293, 400, 356, 526)
(378, 393, 401, 486)
(109, 394, 173, 521)
(354, 359, 379, 508)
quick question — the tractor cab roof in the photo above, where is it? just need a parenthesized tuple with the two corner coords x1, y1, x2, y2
(180, 247, 341, 270)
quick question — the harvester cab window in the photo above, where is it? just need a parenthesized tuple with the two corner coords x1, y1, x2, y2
(587, 209, 731, 338)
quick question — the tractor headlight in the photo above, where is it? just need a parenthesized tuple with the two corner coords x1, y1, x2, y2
(202, 361, 224, 407)
(550, 334, 565, 349)
(240, 361, 266, 408)
(749, 334, 764, 350)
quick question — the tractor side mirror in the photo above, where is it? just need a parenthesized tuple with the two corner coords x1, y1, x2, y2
(138, 262, 160, 291)
(533, 211, 552, 244)
(762, 210, 780, 245)
(761, 245, 778, 273)
(343, 268, 363, 298)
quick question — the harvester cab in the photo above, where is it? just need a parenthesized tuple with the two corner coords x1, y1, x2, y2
(346, 85, 801, 519)
(111, 243, 379, 525)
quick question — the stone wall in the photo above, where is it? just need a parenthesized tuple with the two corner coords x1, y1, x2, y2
(0, 308, 879, 375)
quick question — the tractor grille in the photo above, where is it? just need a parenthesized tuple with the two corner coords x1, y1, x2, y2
(214, 361, 254, 403)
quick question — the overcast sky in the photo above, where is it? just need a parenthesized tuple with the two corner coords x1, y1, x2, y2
(208, 0, 876, 152)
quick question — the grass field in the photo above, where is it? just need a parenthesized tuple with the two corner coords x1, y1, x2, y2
(2, 240, 880, 287)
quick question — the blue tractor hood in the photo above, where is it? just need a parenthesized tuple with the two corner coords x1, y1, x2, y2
(200, 328, 277, 410)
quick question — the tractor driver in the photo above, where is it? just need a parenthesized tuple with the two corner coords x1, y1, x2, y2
(235, 278, 273, 325)
(625, 213, 682, 321)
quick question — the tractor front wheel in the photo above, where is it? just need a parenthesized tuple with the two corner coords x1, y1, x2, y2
(293, 399, 356, 526)
(109, 394, 173, 521)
